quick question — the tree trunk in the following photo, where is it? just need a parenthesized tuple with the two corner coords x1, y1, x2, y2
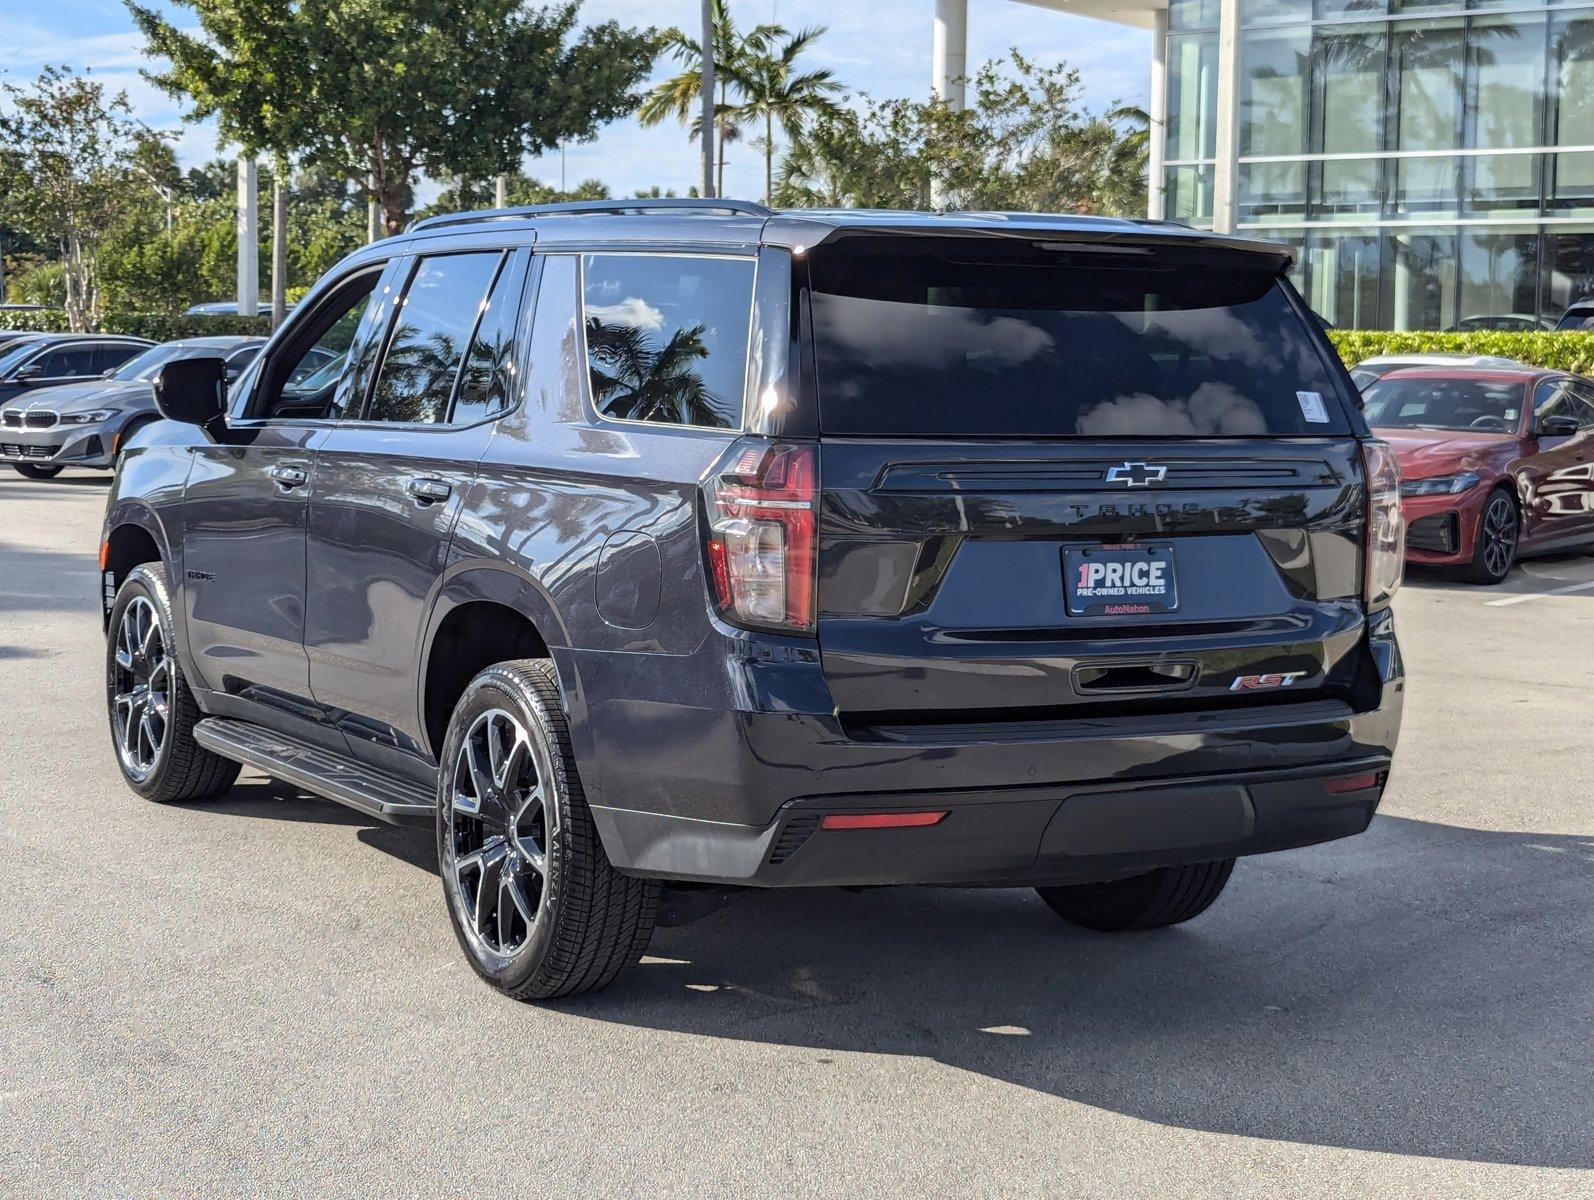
(271, 166, 288, 330)
(700, 0, 716, 198)
(764, 113, 773, 206)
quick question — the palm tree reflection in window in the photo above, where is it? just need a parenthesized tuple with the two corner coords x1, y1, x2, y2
(586, 316, 728, 428)
(370, 328, 463, 423)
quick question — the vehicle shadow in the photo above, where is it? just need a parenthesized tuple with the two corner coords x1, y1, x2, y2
(182, 779, 1591, 1167)
(565, 815, 1592, 1170)
(0, 473, 112, 491)
(189, 776, 439, 875)
(1403, 552, 1594, 599)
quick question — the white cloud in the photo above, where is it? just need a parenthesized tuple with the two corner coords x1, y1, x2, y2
(585, 295, 666, 331)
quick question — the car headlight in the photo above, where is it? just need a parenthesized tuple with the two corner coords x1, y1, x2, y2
(1400, 471, 1481, 497)
(61, 409, 120, 425)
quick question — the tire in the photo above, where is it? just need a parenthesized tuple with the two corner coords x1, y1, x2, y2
(13, 464, 62, 480)
(105, 563, 241, 803)
(436, 659, 658, 1000)
(1461, 487, 1519, 585)
(1036, 859, 1236, 932)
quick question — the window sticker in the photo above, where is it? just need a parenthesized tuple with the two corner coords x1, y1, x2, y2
(1297, 390, 1330, 424)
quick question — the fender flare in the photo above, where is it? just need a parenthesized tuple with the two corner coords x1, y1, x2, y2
(414, 560, 584, 757)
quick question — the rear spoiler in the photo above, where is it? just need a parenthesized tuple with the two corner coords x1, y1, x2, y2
(759, 214, 1294, 275)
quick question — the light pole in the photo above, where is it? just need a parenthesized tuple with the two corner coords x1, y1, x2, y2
(236, 156, 258, 317)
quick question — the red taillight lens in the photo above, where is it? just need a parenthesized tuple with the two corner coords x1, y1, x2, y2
(1362, 440, 1404, 608)
(702, 440, 817, 634)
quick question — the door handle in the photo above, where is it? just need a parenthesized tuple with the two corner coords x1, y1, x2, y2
(267, 464, 308, 489)
(406, 476, 452, 504)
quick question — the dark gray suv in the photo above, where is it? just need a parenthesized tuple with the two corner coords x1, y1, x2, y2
(100, 200, 1405, 1000)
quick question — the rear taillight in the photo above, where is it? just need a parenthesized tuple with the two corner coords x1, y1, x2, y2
(1362, 440, 1404, 608)
(702, 439, 817, 634)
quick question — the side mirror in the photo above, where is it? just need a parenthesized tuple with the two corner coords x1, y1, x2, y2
(101, 368, 116, 379)
(1537, 414, 1581, 439)
(16, 364, 42, 381)
(153, 357, 227, 427)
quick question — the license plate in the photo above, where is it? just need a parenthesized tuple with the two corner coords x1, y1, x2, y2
(1063, 543, 1178, 617)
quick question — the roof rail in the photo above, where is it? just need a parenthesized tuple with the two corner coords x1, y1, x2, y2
(407, 197, 775, 233)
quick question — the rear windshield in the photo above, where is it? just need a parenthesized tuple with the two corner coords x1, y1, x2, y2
(807, 240, 1354, 438)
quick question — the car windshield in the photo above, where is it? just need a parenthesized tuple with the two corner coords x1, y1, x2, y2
(808, 239, 1354, 437)
(283, 350, 347, 397)
(1362, 377, 1525, 432)
(110, 344, 193, 382)
(0, 341, 42, 377)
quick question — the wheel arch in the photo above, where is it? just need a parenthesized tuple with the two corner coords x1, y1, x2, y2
(101, 504, 173, 627)
(417, 563, 577, 762)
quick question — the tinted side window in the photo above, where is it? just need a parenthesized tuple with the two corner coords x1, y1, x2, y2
(1567, 383, 1594, 427)
(253, 268, 386, 420)
(581, 253, 753, 429)
(93, 344, 141, 373)
(451, 253, 526, 425)
(225, 345, 261, 371)
(365, 252, 503, 424)
(35, 346, 98, 378)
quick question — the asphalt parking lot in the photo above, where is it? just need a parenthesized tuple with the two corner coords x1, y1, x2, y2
(0, 472, 1589, 1198)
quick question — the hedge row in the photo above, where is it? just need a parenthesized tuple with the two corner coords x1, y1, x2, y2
(1328, 329, 1594, 374)
(7, 305, 1594, 372)
(0, 308, 271, 340)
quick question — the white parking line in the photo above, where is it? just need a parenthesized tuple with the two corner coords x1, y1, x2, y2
(1486, 579, 1594, 606)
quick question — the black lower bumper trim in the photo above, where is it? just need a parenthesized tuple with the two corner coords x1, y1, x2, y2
(593, 758, 1391, 888)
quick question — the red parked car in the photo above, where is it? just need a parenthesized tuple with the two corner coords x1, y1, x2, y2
(1361, 367, 1594, 582)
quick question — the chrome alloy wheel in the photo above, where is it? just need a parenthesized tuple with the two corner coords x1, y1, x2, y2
(1480, 494, 1518, 579)
(111, 595, 170, 781)
(443, 708, 551, 963)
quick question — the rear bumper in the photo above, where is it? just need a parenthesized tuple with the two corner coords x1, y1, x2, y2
(591, 757, 1391, 888)
(568, 610, 1404, 888)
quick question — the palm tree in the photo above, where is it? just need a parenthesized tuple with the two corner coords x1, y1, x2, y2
(639, 0, 768, 197)
(726, 26, 844, 205)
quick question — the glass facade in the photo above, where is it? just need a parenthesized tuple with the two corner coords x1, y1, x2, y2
(1161, 0, 1594, 329)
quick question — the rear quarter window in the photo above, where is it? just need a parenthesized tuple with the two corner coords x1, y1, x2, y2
(580, 253, 754, 430)
(807, 240, 1355, 438)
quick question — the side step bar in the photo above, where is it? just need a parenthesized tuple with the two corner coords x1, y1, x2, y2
(193, 718, 436, 825)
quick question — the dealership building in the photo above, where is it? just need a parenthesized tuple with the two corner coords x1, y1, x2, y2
(934, 0, 1594, 330)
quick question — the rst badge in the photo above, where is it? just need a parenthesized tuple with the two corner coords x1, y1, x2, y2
(1229, 671, 1308, 692)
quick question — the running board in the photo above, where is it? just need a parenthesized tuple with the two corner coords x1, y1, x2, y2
(193, 718, 436, 825)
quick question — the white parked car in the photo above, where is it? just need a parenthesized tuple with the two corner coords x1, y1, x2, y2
(1348, 352, 1524, 391)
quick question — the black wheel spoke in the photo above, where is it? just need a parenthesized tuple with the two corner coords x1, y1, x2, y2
(111, 596, 168, 779)
(446, 706, 551, 960)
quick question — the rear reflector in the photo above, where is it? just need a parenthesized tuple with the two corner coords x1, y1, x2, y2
(1326, 772, 1381, 795)
(820, 811, 948, 831)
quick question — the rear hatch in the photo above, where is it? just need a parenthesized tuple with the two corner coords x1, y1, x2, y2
(803, 235, 1372, 728)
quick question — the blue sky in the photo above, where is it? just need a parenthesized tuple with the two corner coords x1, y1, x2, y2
(0, 0, 1150, 201)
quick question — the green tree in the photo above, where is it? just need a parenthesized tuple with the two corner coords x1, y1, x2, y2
(639, 0, 766, 197)
(724, 25, 842, 204)
(0, 67, 164, 330)
(128, 0, 659, 234)
(777, 52, 1149, 217)
(416, 173, 610, 222)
